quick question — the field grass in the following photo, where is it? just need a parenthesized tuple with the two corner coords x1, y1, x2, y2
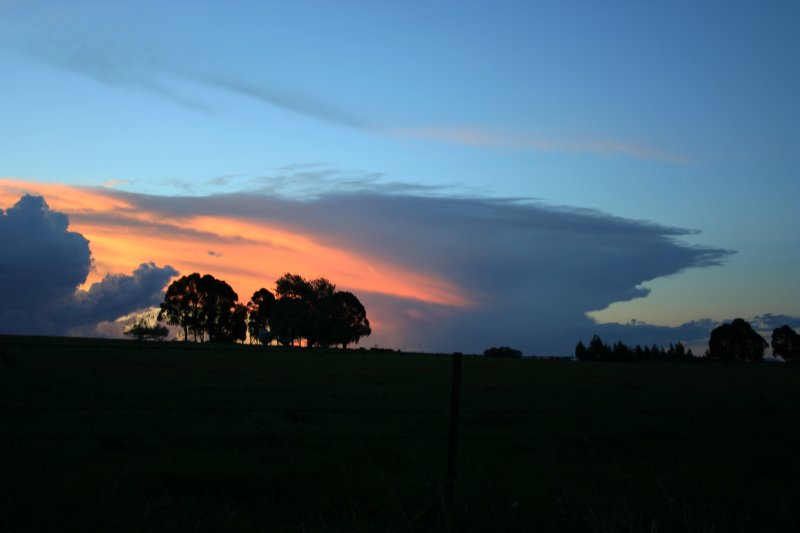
(1, 335, 799, 532)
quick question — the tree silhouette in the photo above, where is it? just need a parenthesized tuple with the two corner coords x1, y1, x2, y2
(575, 335, 695, 361)
(230, 303, 248, 344)
(158, 273, 243, 343)
(484, 346, 523, 358)
(707, 318, 767, 362)
(271, 273, 371, 348)
(322, 291, 371, 348)
(159, 272, 371, 347)
(270, 297, 305, 346)
(158, 273, 202, 341)
(272, 273, 313, 346)
(247, 288, 275, 344)
(124, 317, 168, 341)
(574, 341, 587, 360)
(196, 274, 240, 343)
(587, 335, 611, 360)
(771, 325, 800, 362)
(306, 277, 337, 347)
(275, 273, 313, 301)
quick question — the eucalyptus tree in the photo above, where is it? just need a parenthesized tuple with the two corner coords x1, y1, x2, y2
(707, 318, 767, 362)
(247, 288, 275, 344)
(158, 273, 243, 343)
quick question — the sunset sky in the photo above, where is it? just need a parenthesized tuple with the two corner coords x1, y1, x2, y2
(1, 1, 798, 354)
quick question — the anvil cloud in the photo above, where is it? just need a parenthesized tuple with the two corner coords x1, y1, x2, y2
(0, 179, 732, 353)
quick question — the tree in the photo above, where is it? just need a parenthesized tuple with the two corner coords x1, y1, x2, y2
(484, 346, 523, 358)
(273, 273, 313, 345)
(124, 317, 169, 341)
(574, 341, 587, 360)
(707, 318, 767, 362)
(612, 341, 630, 361)
(323, 291, 371, 348)
(196, 274, 240, 343)
(247, 288, 275, 344)
(772, 325, 800, 362)
(275, 273, 313, 301)
(271, 273, 371, 348)
(158, 273, 242, 343)
(305, 277, 337, 347)
(574, 336, 696, 362)
(158, 273, 203, 342)
(229, 303, 248, 344)
(586, 335, 611, 361)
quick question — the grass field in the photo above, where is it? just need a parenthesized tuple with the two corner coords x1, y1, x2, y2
(1, 336, 799, 532)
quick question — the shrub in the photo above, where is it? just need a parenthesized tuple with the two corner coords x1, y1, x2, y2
(483, 346, 523, 358)
(125, 318, 169, 342)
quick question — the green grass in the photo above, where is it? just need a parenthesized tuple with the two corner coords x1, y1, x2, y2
(1, 335, 799, 532)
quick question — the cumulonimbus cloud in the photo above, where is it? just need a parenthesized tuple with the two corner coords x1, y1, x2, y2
(93, 186, 732, 354)
(0, 181, 743, 353)
(0, 194, 177, 335)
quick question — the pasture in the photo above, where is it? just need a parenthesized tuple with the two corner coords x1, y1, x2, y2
(1, 336, 798, 531)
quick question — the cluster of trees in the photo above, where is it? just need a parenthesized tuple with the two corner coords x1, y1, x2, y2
(706, 318, 767, 362)
(484, 346, 523, 358)
(706, 319, 800, 363)
(124, 317, 169, 341)
(575, 336, 695, 362)
(157, 272, 371, 348)
(576, 318, 800, 363)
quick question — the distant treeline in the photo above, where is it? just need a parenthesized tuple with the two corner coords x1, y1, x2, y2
(575, 336, 695, 362)
(576, 318, 800, 363)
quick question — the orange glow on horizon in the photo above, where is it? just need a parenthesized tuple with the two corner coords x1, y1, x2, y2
(0, 179, 472, 309)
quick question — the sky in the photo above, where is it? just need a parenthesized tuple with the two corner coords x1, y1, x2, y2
(1, 0, 798, 354)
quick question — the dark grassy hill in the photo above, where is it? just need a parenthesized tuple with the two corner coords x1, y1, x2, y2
(1, 336, 799, 532)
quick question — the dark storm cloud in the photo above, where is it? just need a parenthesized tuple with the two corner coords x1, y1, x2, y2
(101, 187, 734, 354)
(0, 195, 177, 335)
(0, 195, 91, 332)
(67, 262, 178, 333)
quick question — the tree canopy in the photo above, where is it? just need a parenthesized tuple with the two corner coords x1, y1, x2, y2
(247, 288, 275, 344)
(124, 317, 168, 342)
(157, 272, 370, 347)
(707, 318, 767, 362)
(772, 325, 800, 362)
(484, 346, 523, 358)
(270, 273, 370, 348)
(157, 273, 243, 342)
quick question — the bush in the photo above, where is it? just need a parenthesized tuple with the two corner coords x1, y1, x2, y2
(125, 318, 169, 342)
(483, 346, 523, 358)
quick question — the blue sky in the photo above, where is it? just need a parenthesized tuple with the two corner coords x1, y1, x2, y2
(1, 0, 798, 353)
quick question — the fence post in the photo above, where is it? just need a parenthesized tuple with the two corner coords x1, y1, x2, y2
(446, 351, 463, 525)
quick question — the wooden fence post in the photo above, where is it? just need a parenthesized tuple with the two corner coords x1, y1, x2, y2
(446, 352, 463, 525)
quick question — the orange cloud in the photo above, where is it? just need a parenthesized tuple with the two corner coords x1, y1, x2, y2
(0, 179, 471, 308)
